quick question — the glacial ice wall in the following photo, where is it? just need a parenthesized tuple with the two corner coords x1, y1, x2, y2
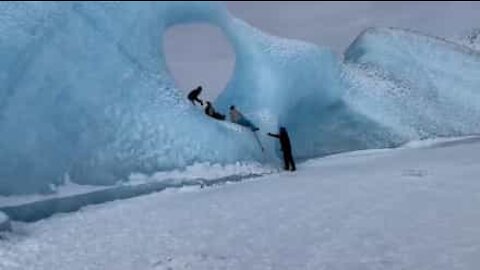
(217, 27, 480, 159)
(215, 20, 344, 158)
(343, 27, 480, 141)
(0, 2, 270, 195)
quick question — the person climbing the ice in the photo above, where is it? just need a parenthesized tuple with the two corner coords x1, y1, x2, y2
(204, 101, 226, 120)
(230, 105, 264, 152)
(268, 127, 296, 171)
(229, 105, 259, 132)
(187, 86, 203, 106)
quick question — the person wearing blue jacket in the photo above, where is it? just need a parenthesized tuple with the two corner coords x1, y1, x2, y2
(229, 105, 259, 132)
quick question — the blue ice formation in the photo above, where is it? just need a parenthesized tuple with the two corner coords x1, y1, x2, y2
(215, 21, 343, 159)
(0, 2, 269, 194)
(343, 28, 480, 141)
(218, 27, 480, 159)
(1, 2, 480, 195)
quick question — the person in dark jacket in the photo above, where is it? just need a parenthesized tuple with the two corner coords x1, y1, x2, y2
(204, 101, 225, 120)
(268, 127, 296, 171)
(187, 86, 203, 106)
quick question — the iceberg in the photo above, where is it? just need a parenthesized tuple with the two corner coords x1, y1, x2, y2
(1, 2, 480, 195)
(0, 2, 272, 194)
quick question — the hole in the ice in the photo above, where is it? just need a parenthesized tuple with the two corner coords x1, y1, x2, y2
(164, 24, 235, 101)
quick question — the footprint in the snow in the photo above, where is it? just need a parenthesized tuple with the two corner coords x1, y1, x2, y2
(152, 253, 230, 270)
(402, 169, 428, 178)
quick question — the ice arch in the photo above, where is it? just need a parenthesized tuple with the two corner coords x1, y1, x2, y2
(160, 2, 346, 157)
(163, 24, 235, 101)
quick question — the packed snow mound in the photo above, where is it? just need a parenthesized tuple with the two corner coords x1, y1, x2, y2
(341, 27, 480, 144)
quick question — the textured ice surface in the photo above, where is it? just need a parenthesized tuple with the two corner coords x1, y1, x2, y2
(218, 26, 480, 159)
(343, 28, 480, 142)
(0, 2, 267, 194)
(215, 20, 344, 158)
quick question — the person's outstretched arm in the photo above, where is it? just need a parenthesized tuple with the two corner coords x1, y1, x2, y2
(267, 133, 280, 138)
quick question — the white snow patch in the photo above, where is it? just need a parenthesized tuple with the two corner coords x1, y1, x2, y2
(0, 162, 275, 208)
(400, 135, 480, 149)
(0, 182, 108, 208)
(128, 162, 277, 185)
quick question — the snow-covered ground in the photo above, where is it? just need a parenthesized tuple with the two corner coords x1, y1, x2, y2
(0, 162, 274, 208)
(1, 137, 480, 270)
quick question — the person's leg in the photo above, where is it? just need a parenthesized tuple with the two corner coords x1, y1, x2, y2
(193, 97, 203, 106)
(286, 150, 296, 171)
(282, 151, 290, 171)
(244, 120, 259, 131)
(239, 118, 249, 127)
(290, 156, 296, 171)
(214, 113, 225, 120)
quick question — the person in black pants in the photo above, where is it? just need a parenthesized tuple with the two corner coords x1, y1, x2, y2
(204, 101, 226, 120)
(268, 127, 296, 171)
(187, 86, 203, 106)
